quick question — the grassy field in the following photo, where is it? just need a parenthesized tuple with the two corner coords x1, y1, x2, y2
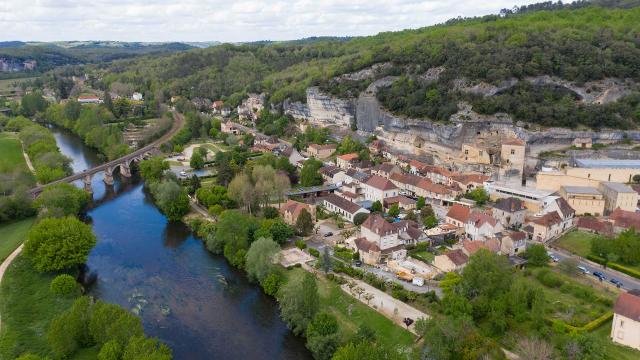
(0, 218, 35, 262)
(410, 250, 435, 264)
(0, 255, 78, 359)
(523, 267, 614, 327)
(594, 321, 640, 360)
(0, 77, 38, 93)
(555, 230, 603, 257)
(284, 267, 416, 353)
(0, 133, 29, 174)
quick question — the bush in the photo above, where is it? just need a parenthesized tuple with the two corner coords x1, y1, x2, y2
(50, 274, 79, 296)
(295, 239, 307, 250)
(535, 269, 564, 288)
(309, 248, 320, 257)
(261, 272, 284, 296)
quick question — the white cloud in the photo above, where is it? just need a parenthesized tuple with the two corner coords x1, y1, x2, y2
(0, 0, 542, 42)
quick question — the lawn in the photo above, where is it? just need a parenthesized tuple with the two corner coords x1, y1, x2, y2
(555, 230, 603, 257)
(594, 321, 640, 360)
(523, 267, 614, 327)
(410, 250, 435, 264)
(284, 267, 417, 353)
(0, 218, 35, 262)
(0, 133, 29, 174)
(0, 255, 78, 359)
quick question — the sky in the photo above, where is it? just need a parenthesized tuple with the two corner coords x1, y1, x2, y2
(0, 0, 542, 43)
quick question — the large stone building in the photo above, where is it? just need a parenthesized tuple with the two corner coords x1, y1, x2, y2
(599, 182, 639, 214)
(536, 159, 640, 192)
(558, 186, 605, 216)
(499, 138, 526, 184)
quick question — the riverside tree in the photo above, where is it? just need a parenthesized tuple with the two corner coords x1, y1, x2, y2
(278, 272, 319, 335)
(34, 183, 91, 217)
(24, 216, 96, 272)
(245, 237, 280, 283)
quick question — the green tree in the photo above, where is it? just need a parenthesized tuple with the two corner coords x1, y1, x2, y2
(416, 197, 426, 210)
(245, 237, 280, 283)
(353, 212, 369, 226)
(112, 97, 132, 118)
(24, 216, 97, 272)
(423, 215, 438, 229)
(149, 179, 190, 221)
(388, 204, 400, 218)
(524, 244, 550, 267)
(307, 313, 340, 360)
(89, 301, 144, 347)
(295, 208, 314, 236)
(64, 100, 82, 121)
(320, 246, 333, 273)
(122, 336, 172, 360)
(332, 342, 401, 360)
(50, 274, 79, 296)
(190, 151, 205, 170)
(261, 272, 283, 296)
(47, 296, 93, 358)
(370, 201, 382, 213)
(103, 90, 113, 113)
(98, 340, 122, 360)
(34, 183, 91, 217)
(215, 210, 259, 266)
(139, 157, 169, 183)
(464, 187, 490, 206)
(278, 272, 319, 335)
(300, 158, 323, 187)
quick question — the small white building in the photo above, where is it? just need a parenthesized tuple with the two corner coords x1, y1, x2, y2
(321, 193, 369, 223)
(362, 175, 399, 203)
(611, 291, 640, 351)
(132, 92, 143, 101)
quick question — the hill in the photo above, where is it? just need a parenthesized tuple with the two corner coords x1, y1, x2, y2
(93, 1, 640, 129)
(0, 42, 195, 77)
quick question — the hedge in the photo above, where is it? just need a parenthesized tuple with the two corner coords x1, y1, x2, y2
(587, 255, 640, 280)
(547, 311, 613, 333)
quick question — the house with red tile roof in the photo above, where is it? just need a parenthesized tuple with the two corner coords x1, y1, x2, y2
(576, 216, 614, 236)
(336, 153, 359, 169)
(363, 175, 399, 203)
(529, 211, 564, 242)
(321, 193, 369, 223)
(451, 173, 490, 191)
(280, 200, 316, 226)
(433, 249, 468, 272)
(609, 208, 640, 233)
(611, 291, 640, 350)
(464, 211, 503, 241)
(354, 214, 414, 264)
(445, 204, 471, 228)
(491, 197, 527, 228)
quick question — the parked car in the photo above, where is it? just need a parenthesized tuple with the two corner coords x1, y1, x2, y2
(610, 278, 623, 288)
(179, 171, 187, 177)
(550, 255, 560, 262)
(354, 260, 362, 267)
(592, 271, 606, 281)
(324, 232, 333, 237)
(577, 266, 590, 275)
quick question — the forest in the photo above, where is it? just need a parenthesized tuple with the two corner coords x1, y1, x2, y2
(90, 1, 640, 129)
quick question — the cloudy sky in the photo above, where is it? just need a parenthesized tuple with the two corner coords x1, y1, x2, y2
(1, 0, 542, 43)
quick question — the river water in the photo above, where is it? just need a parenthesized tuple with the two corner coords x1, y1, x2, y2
(50, 127, 312, 360)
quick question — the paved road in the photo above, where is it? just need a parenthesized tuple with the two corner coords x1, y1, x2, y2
(362, 264, 442, 296)
(547, 247, 640, 292)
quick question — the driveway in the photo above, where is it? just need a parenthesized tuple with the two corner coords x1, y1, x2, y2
(362, 264, 442, 296)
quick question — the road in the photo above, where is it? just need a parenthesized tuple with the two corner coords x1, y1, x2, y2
(547, 247, 640, 292)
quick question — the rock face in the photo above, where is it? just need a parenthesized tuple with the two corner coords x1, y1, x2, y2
(284, 65, 640, 152)
(305, 87, 355, 127)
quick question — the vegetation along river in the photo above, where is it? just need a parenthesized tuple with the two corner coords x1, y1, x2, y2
(50, 126, 312, 359)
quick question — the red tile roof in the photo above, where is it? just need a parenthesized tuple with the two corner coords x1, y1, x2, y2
(362, 214, 397, 236)
(354, 237, 381, 253)
(614, 292, 640, 321)
(576, 216, 614, 235)
(502, 138, 525, 146)
(322, 193, 363, 214)
(365, 175, 399, 191)
(446, 249, 469, 266)
(446, 204, 471, 224)
(417, 179, 451, 195)
(493, 197, 526, 213)
(280, 200, 312, 220)
(468, 211, 498, 228)
(337, 153, 359, 161)
(451, 173, 490, 185)
(610, 208, 640, 230)
(532, 211, 562, 227)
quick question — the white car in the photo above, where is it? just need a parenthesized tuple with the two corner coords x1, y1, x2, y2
(179, 171, 187, 177)
(577, 266, 590, 275)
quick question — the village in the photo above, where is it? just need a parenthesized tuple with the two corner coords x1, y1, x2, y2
(160, 90, 640, 354)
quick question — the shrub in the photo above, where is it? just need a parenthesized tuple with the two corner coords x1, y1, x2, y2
(295, 239, 307, 250)
(309, 248, 320, 257)
(535, 269, 563, 288)
(50, 274, 79, 296)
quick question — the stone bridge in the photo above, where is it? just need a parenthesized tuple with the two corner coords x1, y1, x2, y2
(29, 112, 184, 197)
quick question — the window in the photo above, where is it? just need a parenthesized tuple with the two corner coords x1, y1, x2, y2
(510, 149, 515, 155)
(464, 150, 469, 155)
(620, 320, 624, 328)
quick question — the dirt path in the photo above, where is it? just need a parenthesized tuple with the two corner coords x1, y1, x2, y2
(0, 244, 23, 331)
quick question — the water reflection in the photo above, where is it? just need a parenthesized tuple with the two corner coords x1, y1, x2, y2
(51, 124, 312, 359)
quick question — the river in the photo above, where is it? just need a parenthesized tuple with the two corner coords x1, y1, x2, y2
(50, 127, 312, 360)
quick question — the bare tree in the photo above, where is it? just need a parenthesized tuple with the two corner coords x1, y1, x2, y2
(516, 337, 554, 360)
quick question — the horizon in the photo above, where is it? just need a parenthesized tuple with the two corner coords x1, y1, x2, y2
(1, 0, 541, 43)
